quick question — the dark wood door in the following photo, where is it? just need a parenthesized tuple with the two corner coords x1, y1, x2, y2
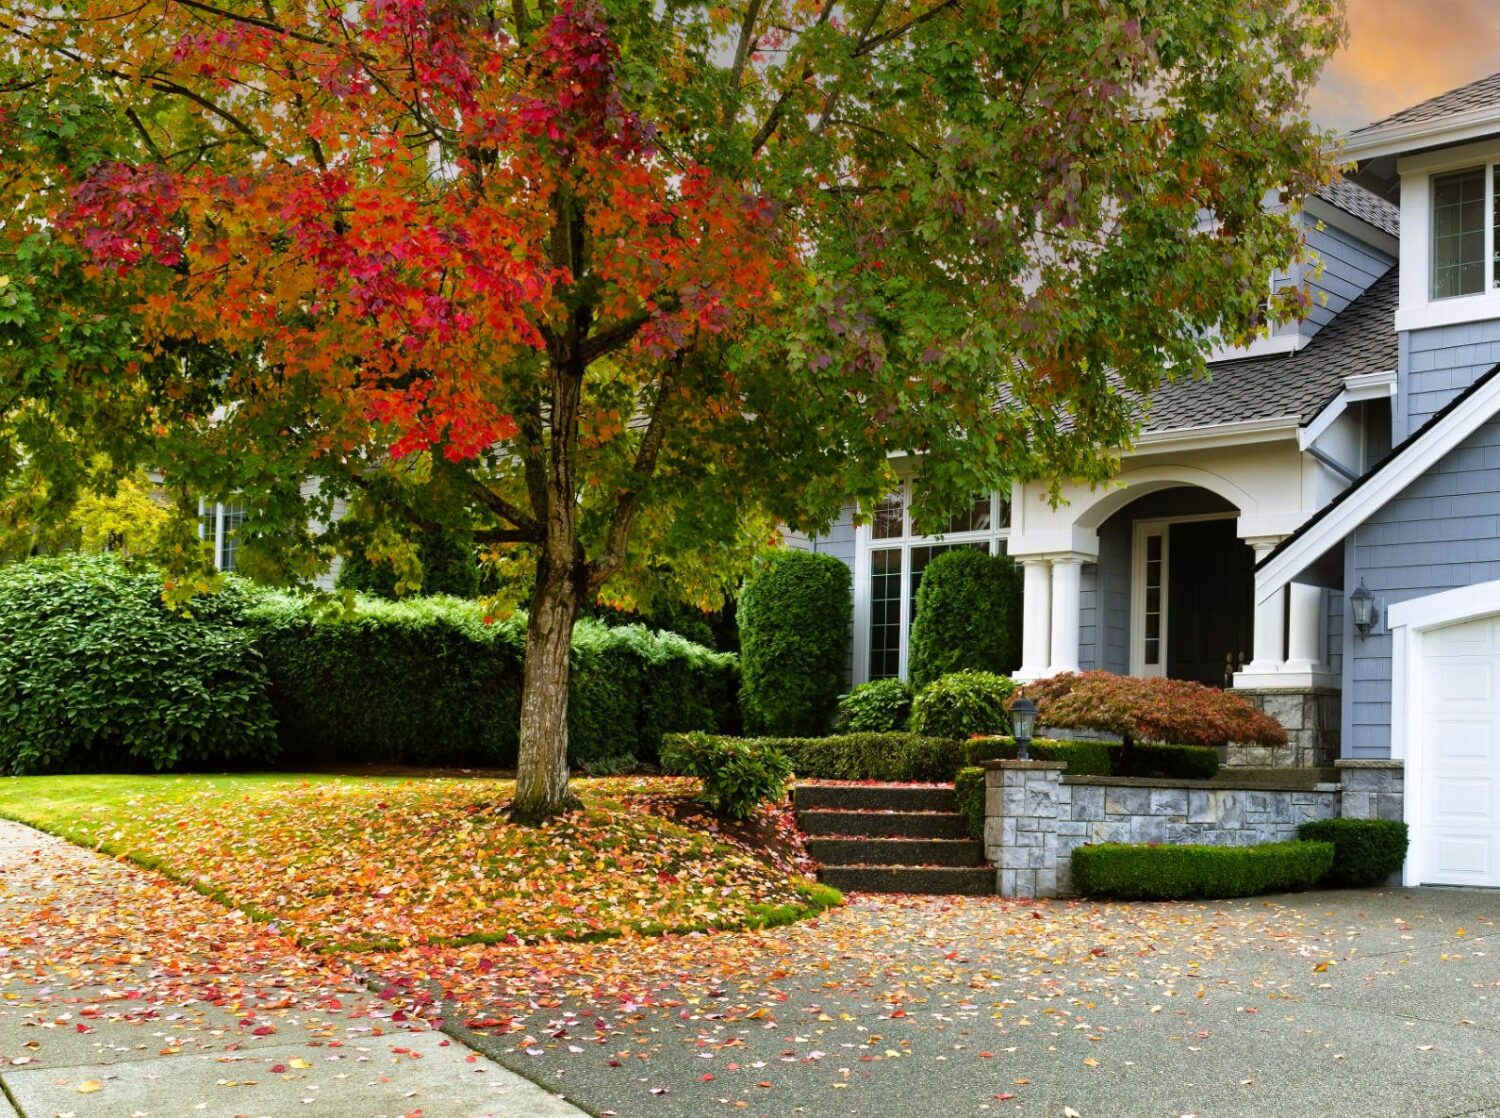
(1167, 519, 1254, 688)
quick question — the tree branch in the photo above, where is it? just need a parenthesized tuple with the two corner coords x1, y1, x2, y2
(727, 0, 764, 95)
(589, 359, 678, 588)
(851, 0, 960, 57)
(578, 311, 653, 366)
(747, 0, 837, 157)
(462, 472, 541, 534)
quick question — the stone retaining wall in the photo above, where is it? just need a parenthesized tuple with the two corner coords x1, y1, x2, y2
(981, 759, 1401, 898)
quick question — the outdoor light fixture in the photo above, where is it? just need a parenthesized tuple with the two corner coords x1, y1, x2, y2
(1010, 695, 1038, 761)
(1350, 579, 1377, 637)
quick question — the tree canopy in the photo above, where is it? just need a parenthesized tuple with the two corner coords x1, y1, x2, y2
(1, 0, 1343, 815)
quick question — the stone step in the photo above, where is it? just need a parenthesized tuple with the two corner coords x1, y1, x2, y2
(792, 783, 957, 813)
(796, 809, 970, 839)
(804, 836, 986, 868)
(817, 864, 995, 895)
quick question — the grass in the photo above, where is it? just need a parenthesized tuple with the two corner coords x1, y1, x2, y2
(0, 772, 840, 951)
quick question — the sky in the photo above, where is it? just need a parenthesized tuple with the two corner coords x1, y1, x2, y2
(1310, 0, 1500, 132)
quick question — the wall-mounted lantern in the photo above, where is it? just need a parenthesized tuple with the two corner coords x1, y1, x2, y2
(1350, 579, 1377, 637)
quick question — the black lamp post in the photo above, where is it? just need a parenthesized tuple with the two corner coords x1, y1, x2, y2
(1350, 579, 1376, 637)
(1010, 695, 1038, 761)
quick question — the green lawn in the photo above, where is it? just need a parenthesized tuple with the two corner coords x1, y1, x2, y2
(0, 772, 837, 950)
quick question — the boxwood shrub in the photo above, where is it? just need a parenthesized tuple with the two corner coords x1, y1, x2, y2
(836, 678, 912, 733)
(1071, 840, 1335, 900)
(1116, 742, 1220, 780)
(954, 766, 985, 840)
(909, 671, 1018, 738)
(0, 555, 278, 774)
(738, 550, 853, 736)
(1296, 818, 1409, 887)
(250, 595, 738, 770)
(660, 731, 794, 820)
(963, 736, 1114, 776)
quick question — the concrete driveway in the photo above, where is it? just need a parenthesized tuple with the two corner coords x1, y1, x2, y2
(459, 887, 1500, 1118)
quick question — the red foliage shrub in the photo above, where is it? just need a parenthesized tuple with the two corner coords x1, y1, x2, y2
(1020, 671, 1287, 748)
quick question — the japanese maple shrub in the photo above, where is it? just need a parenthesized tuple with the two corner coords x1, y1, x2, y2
(738, 551, 852, 736)
(1026, 671, 1286, 772)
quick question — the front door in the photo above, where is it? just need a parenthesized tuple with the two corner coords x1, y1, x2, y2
(1166, 519, 1254, 687)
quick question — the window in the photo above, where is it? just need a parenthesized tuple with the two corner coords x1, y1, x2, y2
(861, 485, 1012, 681)
(198, 499, 246, 572)
(1432, 166, 1487, 299)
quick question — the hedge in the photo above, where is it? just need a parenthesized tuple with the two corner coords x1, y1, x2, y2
(1071, 840, 1335, 900)
(335, 518, 480, 599)
(1296, 818, 1409, 887)
(907, 549, 1021, 688)
(1119, 742, 1220, 780)
(964, 736, 1114, 775)
(0, 555, 278, 774)
(738, 550, 852, 736)
(660, 731, 793, 820)
(250, 595, 738, 770)
(954, 767, 985, 840)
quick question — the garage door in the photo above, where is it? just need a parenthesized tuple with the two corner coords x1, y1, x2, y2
(1419, 615, 1500, 886)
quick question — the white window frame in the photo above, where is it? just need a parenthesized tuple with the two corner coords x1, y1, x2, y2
(197, 499, 244, 571)
(1128, 513, 1238, 680)
(1396, 137, 1500, 332)
(851, 481, 1012, 684)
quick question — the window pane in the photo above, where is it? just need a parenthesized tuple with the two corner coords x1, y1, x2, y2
(1433, 167, 1486, 299)
(220, 503, 246, 572)
(1142, 533, 1163, 666)
(996, 495, 1012, 529)
(945, 494, 992, 534)
(872, 492, 904, 540)
(868, 549, 903, 679)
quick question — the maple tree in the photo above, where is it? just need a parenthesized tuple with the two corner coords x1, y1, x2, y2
(1, 0, 1343, 818)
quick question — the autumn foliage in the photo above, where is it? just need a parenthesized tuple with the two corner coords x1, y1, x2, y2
(1023, 671, 1289, 750)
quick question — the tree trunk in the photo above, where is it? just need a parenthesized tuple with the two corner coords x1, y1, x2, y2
(509, 552, 587, 823)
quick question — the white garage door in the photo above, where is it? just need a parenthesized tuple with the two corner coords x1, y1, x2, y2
(1419, 614, 1500, 887)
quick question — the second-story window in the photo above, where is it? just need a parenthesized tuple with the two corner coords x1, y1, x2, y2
(1431, 166, 1487, 299)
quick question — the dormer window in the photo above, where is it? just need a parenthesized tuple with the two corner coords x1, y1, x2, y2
(1431, 166, 1487, 299)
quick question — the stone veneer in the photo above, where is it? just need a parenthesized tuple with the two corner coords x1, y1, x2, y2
(1231, 686, 1342, 768)
(981, 758, 1396, 898)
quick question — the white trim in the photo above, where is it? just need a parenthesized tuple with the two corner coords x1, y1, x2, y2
(1298, 371, 1397, 452)
(1341, 108, 1500, 165)
(1387, 579, 1500, 887)
(1130, 417, 1301, 454)
(1204, 333, 1305, 363)
(1396, 142, 1500, 331)
(1256, 368, 1500, 604)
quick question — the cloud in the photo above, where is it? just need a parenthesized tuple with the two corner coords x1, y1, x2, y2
(1311, 0, 1500, 132)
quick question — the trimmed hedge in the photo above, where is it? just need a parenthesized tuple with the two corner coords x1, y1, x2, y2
(909, 671, 1018, 739)
(836, 678, 912, 733)
(967, 736, 1218, 780)
(660, 731, 793, 820)
(249, 595, 738, 770)
(738, 551, 852, 736)
(908, 549, 1021, 688)
(1296, 818, 1409, 887)
(964, 736, 1114, 776)
(1071, 840, 1335, 900)
(1119, 742, 1220, 780)
(0, 555, 278, 774)
(954, 766, 985, 840)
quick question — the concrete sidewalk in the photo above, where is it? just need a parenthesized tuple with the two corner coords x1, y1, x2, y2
(0, 820, 587, 1118)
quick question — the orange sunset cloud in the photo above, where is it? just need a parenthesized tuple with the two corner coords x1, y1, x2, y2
(1311, 0, 1500, 132)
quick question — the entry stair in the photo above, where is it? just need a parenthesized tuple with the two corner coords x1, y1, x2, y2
(792, 782, 994, 895)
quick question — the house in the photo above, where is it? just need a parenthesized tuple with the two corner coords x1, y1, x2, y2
(799, 73, 1500, 889)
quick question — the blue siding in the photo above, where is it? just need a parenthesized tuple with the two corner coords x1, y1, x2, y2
(1079, 565, 1098, 671)
(1347, 411, 1500, 755)
(1302, 220, 1395, 336)
(811, 506, 856, 568)
(1400, 320, 1500, 437)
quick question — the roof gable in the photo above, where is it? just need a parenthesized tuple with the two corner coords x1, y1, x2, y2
(1350, 70, 1500, 138)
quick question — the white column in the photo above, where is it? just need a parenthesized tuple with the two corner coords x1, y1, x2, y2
(1243, 541, 1285, 676)
(1047, 557, 1084, 676)
(1284, 582, 1324, 674)
(1015, 559, 1052, 681)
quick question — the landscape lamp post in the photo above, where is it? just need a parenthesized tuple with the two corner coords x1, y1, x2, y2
(1010, 695, 1038, 761)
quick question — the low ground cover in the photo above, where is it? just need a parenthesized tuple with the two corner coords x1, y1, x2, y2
(0, 772, 833, 950)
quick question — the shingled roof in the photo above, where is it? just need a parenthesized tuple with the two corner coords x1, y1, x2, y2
(1314, 179, 1399, 238)
(1349, 69, 1500, 138)
(1139, 266, 1399, 433)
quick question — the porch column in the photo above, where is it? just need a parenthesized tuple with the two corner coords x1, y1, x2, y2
(1015, 559, 1052, 682)
(1046, 557, 1083, 675)
(1284, 582, 1325, 674)
(1243, 541, 1286, 676)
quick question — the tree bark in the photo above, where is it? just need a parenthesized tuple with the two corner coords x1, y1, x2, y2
(510, 550, 587, 823)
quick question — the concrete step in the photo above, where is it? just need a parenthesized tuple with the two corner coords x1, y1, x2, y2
(805, 836, 986, 868)
(817, 864, 995, 895)
(792, 783, 957, 813)
(796, 809, 970, 839)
